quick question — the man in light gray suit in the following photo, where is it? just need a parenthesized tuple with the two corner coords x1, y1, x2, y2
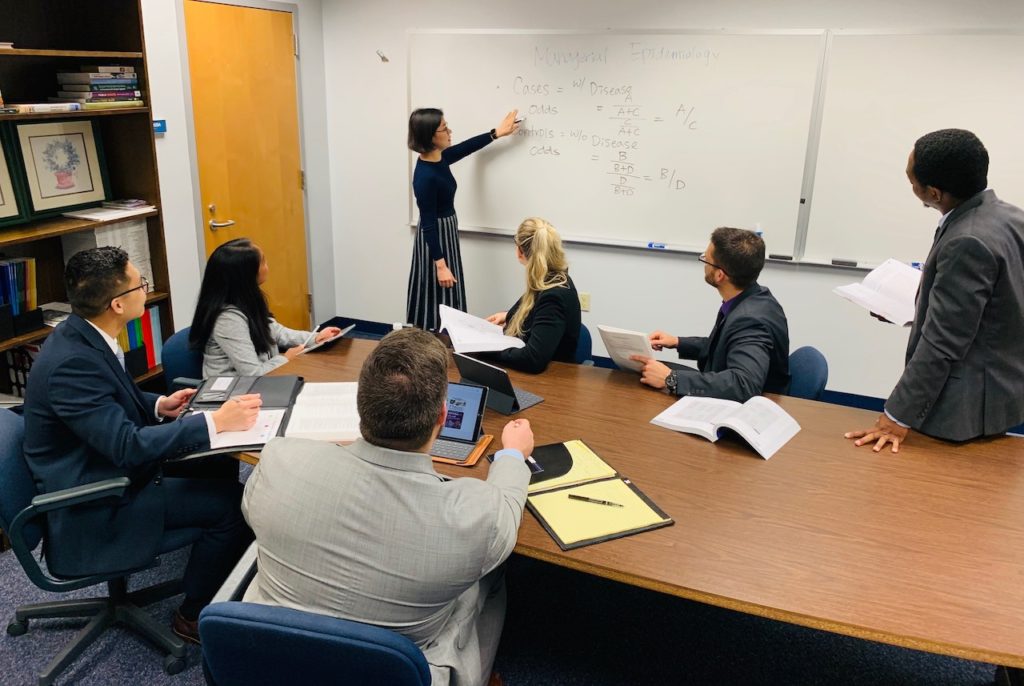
(241, 328, 533, 686)
(847, 129, 1024, 451)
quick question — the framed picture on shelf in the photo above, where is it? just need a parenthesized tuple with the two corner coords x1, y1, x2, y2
(14, 120, 108, 215)
(0, 126, 26, 227)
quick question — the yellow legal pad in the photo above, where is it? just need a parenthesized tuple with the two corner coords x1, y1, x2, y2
(527, 477, 673, 550)
(528, 439, 617, 493)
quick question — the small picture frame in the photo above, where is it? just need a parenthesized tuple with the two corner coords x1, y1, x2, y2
(0, 126, 26, 227)
(14, 119, 108, 215)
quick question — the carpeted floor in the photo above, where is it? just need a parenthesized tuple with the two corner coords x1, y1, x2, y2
(0, 547, 1000, 686)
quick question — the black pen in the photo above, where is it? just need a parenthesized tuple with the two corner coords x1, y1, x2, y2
(568, 494, 623, 508)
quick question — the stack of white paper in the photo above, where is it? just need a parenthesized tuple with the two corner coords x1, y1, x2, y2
(205, 409, 286, 450)
(833, 259, 921, 326)
(61, 219, 154, 288)
(439, 305, 525, 353)
(284, 382, 361, 442)
(597, 325, 654, 372)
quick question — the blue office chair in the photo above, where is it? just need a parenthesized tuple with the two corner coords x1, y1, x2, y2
(0, 409, 202, 685)
(574, 323, 594, 365)
(161, 326, 203, 392)
(200, 546, 431, 686)
(788, 346, 829, 401)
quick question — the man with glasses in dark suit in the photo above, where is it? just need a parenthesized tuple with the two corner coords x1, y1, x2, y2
(23, 246, 260, 642)
(631, 227, 791, 402)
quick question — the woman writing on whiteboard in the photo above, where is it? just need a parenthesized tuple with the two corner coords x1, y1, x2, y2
(406, 107, 520, 331)
(484, 217, 581, 373)
(190, 238, 341, 377)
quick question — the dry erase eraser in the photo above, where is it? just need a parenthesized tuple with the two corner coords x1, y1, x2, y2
(769, 254, 793, 261)
(831, 259, 858, 267)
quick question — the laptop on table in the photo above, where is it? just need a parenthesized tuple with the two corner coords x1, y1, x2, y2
(452, 353, 544, 415)
(430, 381, 489, 461)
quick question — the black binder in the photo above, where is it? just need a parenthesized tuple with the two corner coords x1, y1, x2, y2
(187, 375, 304, 411)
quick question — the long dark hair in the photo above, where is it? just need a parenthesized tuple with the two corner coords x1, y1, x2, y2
(189, 238, 275, 356)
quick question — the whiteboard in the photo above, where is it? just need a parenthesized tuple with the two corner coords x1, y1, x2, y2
(805, 32, 1024, 266)
(409, 31, 824, 254)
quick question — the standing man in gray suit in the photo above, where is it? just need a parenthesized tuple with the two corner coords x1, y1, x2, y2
(631, 227, 790, 402)
(847, 129, 1024, 451)
(241, 327, 533, 686)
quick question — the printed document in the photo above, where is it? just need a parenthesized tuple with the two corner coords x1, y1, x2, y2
(439, 305, 525, 353)
(597, 325, 654, 372)
(284, 382, 361, 442)
(205, 409, 285, 450)
(833, 259, 921, 326)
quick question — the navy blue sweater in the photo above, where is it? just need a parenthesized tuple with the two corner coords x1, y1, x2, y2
(412, 132, 493, 261)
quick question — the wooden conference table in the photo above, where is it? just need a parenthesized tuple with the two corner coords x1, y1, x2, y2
(264, 337, 1024, 669)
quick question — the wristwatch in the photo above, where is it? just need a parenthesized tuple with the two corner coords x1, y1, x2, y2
(489, 128, 498, 140)
(664, 371, 678, 395)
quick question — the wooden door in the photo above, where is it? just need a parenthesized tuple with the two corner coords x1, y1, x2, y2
(184, 0, 310, 329)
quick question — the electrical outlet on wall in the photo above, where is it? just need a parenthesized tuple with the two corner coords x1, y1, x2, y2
(579, 292, 591, 311)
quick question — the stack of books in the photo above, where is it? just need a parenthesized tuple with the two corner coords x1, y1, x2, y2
(50, 66, 143, 110)
(118, 303, 164, 376)
(0, 258, 37, 316)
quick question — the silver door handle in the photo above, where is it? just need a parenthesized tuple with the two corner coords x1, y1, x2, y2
(209, 219, 235, 231)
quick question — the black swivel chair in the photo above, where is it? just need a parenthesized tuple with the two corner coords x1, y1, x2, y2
(0, 409, 202, 685)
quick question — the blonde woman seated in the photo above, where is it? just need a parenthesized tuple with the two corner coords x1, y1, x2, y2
(484, 217, 581, 373)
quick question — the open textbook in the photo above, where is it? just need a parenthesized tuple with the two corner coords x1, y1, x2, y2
(651, 395, 800, 459)
(597, 325, 654, 372)
(283, 382, 361, 442)
(439, 305, 525, 353)
(833, 259, 921, 326)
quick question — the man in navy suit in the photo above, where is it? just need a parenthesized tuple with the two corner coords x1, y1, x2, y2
(24, 246, 261, 643)
(631, 227, 790, 402)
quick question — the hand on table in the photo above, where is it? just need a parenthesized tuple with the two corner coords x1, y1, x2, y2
(284, 344, 305, 360)
(844, 413, 909, 453)
(630, 356, 672, 390)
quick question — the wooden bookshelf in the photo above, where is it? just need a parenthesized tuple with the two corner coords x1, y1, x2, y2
(0, 0, 172, 395)
(0, 292, 170, 354)
(0, 107, 151, 121)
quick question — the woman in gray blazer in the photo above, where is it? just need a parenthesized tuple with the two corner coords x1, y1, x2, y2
(189, 238, 340, 377)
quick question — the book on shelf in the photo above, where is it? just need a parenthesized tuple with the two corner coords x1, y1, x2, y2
(57, 73, 139, 85)
(61, 219, 154, 290)
(0, 258, 38, 316)
(12, 103, 82, 113)
(41, 302, 72, 328)
(60, 83, 141, 92)
(80, 65, 136, 74)
(650, 395, 801, 460)
(103, 199, 150, 209)
(55, 90, 143, 100)
(117, 304, 163, 376)
(82, 100, 144, 110)
(62, 206, 156, 221)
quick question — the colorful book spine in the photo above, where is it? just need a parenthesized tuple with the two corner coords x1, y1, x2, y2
(57, 73, 139, 85)
(14, 103, 82, 113)
(150, 305, 163, 365)
(55, 90, 142, 100)
(81, 100, 144, 110)
(141, 309, 155, 368)
(60, 83, 139, 92)
(82, 65, 136, 74)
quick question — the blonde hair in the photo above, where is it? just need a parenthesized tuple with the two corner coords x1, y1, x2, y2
(505, 217, 569, 337)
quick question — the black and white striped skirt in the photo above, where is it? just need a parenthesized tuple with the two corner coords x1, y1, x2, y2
(406, 213, 466, 332)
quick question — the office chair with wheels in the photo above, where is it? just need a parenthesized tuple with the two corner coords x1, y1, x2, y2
(0, 409, 202, 685)
(575, 323, 594, 365)
(162, 326, 203, 392)
(788, 346, 829, 401)
(200, 544, 431, 686)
